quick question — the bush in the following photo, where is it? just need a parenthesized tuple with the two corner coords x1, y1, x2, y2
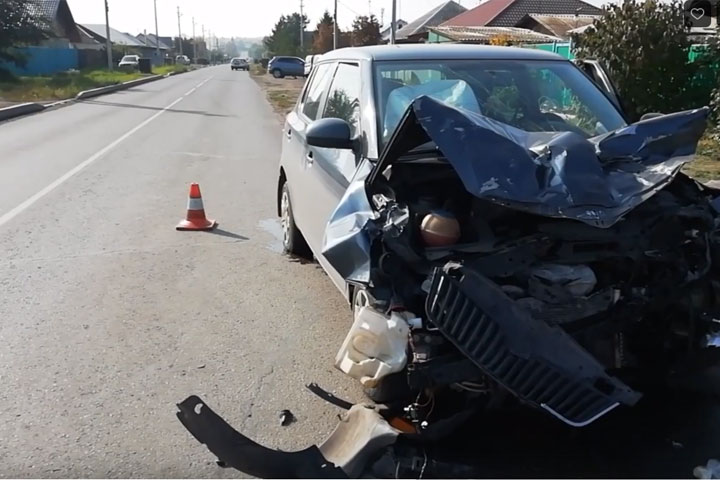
(574, 0, 716, 122)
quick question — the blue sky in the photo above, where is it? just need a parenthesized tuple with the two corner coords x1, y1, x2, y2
(66, 0, 609, 39)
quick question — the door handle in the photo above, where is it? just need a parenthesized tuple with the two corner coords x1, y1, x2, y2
(305, 151, 314, 165)
(286, 129, 292, 140)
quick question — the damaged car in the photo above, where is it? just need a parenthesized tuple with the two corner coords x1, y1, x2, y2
(179, 44, 720, 477)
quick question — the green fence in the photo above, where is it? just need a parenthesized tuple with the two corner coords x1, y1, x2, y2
(522, 42, 575, 59)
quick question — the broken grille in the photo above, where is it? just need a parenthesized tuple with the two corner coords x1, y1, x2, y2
(426, 266, 638, 427)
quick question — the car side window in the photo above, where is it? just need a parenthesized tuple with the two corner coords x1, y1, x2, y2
(301, 63, 335, 121)
(322, 63, 361, 137)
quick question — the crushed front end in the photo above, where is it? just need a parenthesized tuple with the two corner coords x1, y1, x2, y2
(324, 96, 720, 430)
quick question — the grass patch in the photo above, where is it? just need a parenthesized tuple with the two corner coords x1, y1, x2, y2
(0, 65, 187, 102)
(153, 64, 189, 76)
(684, 134, 720, 181)
(267, 90, 299, 113)
(250, 67, 304, 117)
(250, 64, 265, 76)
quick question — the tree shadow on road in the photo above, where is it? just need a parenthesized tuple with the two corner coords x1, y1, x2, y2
(79, 99, 233, 118)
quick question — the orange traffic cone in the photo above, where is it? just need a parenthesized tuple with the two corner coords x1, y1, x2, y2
(176, 183, 217, 231)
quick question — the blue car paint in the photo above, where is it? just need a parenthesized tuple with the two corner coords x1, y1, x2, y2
(268, 57, 305, 77)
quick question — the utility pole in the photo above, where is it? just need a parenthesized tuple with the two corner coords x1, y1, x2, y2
(390, 0, 397, 44)
(192, 18, 197, 63)
(202, 25, 205, 58)
(104, 0, 112, 69)
(333, 0, 338, 50)
(300, 0, 304, 50)
(177, 6, 183, 55)
(153, 0, 160, 59)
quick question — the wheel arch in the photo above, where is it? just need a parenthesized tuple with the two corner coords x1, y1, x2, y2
(277, 167, 287, 217)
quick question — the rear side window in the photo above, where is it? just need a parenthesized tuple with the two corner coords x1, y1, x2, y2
(322, 63, 361, 137)
(301, 63, 335, 120)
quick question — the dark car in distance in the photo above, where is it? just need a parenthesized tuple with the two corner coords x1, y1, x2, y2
(267, 56, 305, 78)
(231, 57, 249, 71)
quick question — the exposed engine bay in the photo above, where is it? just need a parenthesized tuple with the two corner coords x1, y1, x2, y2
(325, 96, 720, 429)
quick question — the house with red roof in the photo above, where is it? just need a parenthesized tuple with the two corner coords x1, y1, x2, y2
(441, 0, 603, 29)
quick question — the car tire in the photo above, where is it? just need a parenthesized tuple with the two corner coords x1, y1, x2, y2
(280, 182, 311, 258)
(272, 69, 284, 79)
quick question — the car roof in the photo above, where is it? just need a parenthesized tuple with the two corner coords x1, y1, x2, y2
(319, 44, 564, 62)
(273, 56, 303, 60)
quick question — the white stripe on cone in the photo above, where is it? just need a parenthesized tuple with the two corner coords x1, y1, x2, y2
(187, 197, 205, 211)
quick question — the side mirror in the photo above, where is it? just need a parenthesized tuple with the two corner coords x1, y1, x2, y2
(640, 112, 664, 121)
(306, 118, 354, 150)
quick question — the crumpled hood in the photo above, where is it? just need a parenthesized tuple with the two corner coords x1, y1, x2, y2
(322, 97, 709, 283)
(377, 96, 708, 228)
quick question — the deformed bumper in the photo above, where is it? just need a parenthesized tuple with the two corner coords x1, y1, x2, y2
(176, 395, 400, 478)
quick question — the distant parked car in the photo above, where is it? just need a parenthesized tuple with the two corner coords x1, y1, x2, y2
(267, 56, 305, 78)
(231, 57, 249, 71)
(118, 55, 139, 69)
(304, 55, 317, 77)
(175, 55, 191, 65)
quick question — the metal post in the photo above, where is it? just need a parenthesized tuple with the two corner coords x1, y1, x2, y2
(192, 18, 197, 63)
(104, 0, 113, 69)
(300, 0, 304, 50)
(177, 6, 183, 55)
(333, 0, 338, 49)
(390, 0, 397, 44)
(201, 25, 205, 59)
(154, 0, 160, 58)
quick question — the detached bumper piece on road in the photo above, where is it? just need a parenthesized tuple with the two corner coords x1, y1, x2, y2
(176, 395, 400, 479)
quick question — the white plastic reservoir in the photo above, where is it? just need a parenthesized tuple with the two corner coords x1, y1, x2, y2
(335, 307, 410, 388)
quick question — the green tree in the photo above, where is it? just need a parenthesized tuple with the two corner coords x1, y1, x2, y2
(351, 15, 381, 47)
(312, 10, 335, 54)
(0, 0, 50, 77)
(263, 13, 309, 57)
(573, 0, 713, 121)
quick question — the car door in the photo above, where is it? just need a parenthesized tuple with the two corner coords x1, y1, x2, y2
(300, 62, 363, 257)
(292, 58, 305, 76)
(573, 59, 625, 116)
(282, 62, 337, 236)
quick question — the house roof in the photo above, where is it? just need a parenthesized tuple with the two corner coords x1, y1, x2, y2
(521, 14, 601, 37)
(381, 19, 408, 38)
(26, 0, 84, 42)
(430, 25, 562, 44)
(136, 33, 171, 49)
(442, 0, 515, 27)
(396, 1, 467, 40)
(442, 0, 603, 28)
(27, 0, 61, 18)
(80, 24, 146, 46)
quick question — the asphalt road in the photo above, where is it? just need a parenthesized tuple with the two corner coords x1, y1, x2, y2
(0, 65, 365, 477)
(1, 65, 719, 479)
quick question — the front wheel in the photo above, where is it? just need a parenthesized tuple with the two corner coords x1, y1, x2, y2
(280, 182, 311, 258)
(272, 69, 284, 79)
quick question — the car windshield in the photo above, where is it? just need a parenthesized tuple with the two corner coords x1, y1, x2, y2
(374, 59, 627, 148)
(121, 56, 137, 62)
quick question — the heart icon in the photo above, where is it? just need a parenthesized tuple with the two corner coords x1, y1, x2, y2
(691, 7, 705, 20)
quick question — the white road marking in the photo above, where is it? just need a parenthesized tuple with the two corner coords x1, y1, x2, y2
(0, 75, 215, 228)
(173, 152, 225, 159)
